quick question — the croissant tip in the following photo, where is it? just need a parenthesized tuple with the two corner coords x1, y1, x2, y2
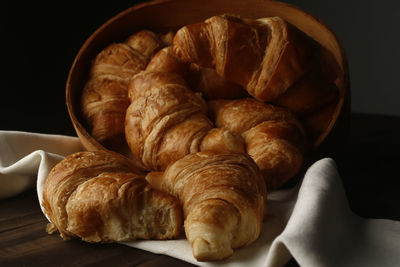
(192, 237, 232, 261)
(192, 237, 211, 261)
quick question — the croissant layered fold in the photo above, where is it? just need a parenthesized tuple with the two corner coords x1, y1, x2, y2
(173, 14, 317, 102)
(81, 30, 167, 150)
(125, 47, 247, 171)
(146, 152, 266, 261)
(209, 98, 307, 189)
(42, 151, 182, 242)
(125, 70, 213, 170)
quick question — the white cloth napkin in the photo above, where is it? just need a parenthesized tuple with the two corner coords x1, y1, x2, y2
(1, 130, 399, 267)
(0, 131, 82, 200)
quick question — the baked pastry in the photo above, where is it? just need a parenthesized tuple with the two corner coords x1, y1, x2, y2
(125, 70, 247, 170)
(187, 64, 248, 100)
(145, 46, 189, 76)
(172, 14, 317, 102)
(146, 152, 266, 261)
(274, 48, 341, 140)
(125, 47, 246, 171)
(81, 30, 166, 150)
(42, 150, 182, 242)
(274, 69, 338, 116)
(125, 70, 212, 171)
(199, 127, 245, 154)
(208, 98, 306, 189)
(146, 47, 248, 100)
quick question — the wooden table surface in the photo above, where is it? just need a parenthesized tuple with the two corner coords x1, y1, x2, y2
(1, 113, 399, 266)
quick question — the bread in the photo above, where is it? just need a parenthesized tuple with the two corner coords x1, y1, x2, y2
(81, 30, 166, 150)
(125, 47, 247, 171)
(208, 98, 306, 189)
(187, 64, 248, 100)
(146, 152, 266, 261)
(173, 14, 317, 102)
(42, 150, 182, 242)
(145, 46, 189, 76)
(274, 72, 338, 116)
(199, 127, 245, 154)
(125, 70, 212, 171)
(146, 47, 248, 100)
(274, 48, 341, 140)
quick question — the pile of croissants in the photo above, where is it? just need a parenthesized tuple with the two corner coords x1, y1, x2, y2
(42, 14, 340, 261)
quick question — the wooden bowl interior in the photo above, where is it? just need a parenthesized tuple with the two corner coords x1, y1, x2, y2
(66, 0, 349, 155)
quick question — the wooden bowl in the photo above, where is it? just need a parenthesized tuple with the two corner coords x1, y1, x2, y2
(66, 0, 350, 159)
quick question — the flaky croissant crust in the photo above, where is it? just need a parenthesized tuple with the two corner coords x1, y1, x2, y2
(124, 46, 248, 172)
(173, 14, 317, 102)
(208, 98, 306, 189)
(81, 30, 168, 150)
(42, 151, 182, 242)
(146, 152, 266, 261)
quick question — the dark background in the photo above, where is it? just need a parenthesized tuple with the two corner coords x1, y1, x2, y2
(4, 1, 146, 135)
(3, 0, 400, 135)
(287, 0, 400, 116)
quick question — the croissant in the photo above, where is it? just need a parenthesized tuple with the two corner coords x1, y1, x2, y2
(125, 48, 246, 171)
(42, 150, 182, 242)
(173, 14, 317, 102)
(81, 30, 166, 150)
(208, 98, 306, 189)
(125, 70, 211, 170)
(145, 46, 189, 77)
(146, 152, 266, 261)
(273, 47, 339, 113)
(146, 46, 248, 100)
(187, 64, 248, 100)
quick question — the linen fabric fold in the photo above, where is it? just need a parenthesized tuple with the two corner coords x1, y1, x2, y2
(1, 130, 399, 267)
(0, 131, 82, 200)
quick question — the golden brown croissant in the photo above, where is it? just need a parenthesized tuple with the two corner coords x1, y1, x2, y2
(273, 46, 340, 113)
(125, 70, 212, 171)
(173, 14, 317, 102)
(187, 64, 248, 100)
(146, 152, 266, 261)
(199, 127, 245, 154)
(81, 30, 166, 150)
(270, 47, 341, 142)
(42, 150, 182, 242)
(147, 46, 248, 100)
(125, 48, 246, 171)
(125, 72, 245, 170)
(145, 46, 189, 77)
(274, 70, 339, 116)
(208, 98, 306, 189)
